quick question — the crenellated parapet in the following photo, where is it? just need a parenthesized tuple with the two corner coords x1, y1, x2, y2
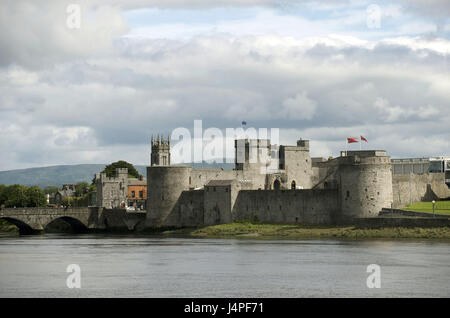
(335, 150, 393, 222)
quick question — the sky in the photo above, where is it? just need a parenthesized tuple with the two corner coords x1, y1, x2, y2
(0, 0, 449, 170)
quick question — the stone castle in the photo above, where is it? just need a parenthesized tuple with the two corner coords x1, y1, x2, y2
(2, 135, 448, 234)
(91, 135, 450, 229)
(143, 136, 450, 229)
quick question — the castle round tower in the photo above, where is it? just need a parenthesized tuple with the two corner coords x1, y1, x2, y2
(146, 166, 192, 227)
(337, 151, 393, 222)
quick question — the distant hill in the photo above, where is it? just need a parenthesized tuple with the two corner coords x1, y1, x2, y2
(0, 162, 234, 188)
(0, 164, 121, 188)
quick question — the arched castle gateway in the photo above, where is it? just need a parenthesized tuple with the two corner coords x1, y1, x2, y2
(145, 136, 395, 228)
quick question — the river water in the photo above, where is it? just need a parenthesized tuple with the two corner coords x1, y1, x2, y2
(0, 234, 448, 297)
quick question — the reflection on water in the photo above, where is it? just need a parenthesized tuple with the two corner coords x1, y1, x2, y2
(0, 233, 449, 297)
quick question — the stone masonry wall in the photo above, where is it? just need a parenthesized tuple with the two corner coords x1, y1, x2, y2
(163, 190, 205, 227)
(232, 189, 339, 224)
(392, 173, 450, 208)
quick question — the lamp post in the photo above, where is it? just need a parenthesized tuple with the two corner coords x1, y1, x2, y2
(432, 200, 436, 218)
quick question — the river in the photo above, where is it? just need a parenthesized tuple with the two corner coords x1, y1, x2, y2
(0, 234, 448, 297)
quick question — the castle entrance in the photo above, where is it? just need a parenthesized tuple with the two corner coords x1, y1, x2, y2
(274, 179, 280, 190)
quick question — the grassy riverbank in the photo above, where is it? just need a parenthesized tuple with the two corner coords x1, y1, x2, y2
(404, 201, 450, 215)
(164, 221, 450, 240)
(1, 219, 449, 239)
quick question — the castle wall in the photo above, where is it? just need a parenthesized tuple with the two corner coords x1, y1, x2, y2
(189, 168, 265, 190)
(392, 173, 450, 208)
(163, 190, 205, 227)
(204, 185, 232, 225)
(280, 143, 312, 189)
(95, 168, 128, 209)
(232, 189, 339, 224)
(146, 166, 192, 227)
(311, 160, 339, 189)
(189, 168, 235, 189)
(203, 181, 242, 225)
(337, 155, 393, 221)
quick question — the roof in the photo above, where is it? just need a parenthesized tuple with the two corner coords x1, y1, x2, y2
(128, 178, 147, 186)
(56, 188, 75, 197)
(205, 180, 234, 187)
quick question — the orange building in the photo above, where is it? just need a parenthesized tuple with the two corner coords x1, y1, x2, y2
(127, 176, 147, 210)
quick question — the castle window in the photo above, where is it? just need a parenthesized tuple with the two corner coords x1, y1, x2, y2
(346, 190, 350, 198)
(189, 177, 191, 184)
(291, 180, 296, 190)
(274, 179, 281, 190)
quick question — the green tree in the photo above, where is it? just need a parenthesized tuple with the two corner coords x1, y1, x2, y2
(3, 184, 28, 208)
(61, 196, 72, 207)
(101, 160, 141, 179)
(0, 185, 46, 208)
(88, 184, 96, 193)
(43, 186, 59, 195)
(0, 184, 7, 207)
(26, 186, 46, 207)
(74, 182, 89, 197)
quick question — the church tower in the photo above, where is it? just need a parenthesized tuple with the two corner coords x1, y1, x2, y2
(151, 135, 171, 166)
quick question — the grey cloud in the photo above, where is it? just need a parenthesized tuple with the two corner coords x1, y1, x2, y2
(0, 0, 449, 169)
(1, 36, 448, 162)
(0, 0, 128, 69)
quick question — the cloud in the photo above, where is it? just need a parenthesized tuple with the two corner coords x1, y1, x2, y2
(0, 0, 128, 68)
(0, 1, 449, 170)
(1, 33, 449, 170)
(373, 97, 440, 122)
(281, 92, 317, 120)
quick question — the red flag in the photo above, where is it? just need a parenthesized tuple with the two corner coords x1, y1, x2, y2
(361, 135, 368, 142)
(347, 137, 359, 143)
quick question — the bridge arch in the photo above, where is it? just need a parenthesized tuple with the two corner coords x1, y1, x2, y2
(44, 216, 88, 233)
(0, 217, 36, 234)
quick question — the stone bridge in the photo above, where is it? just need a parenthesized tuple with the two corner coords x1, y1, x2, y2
(0, 207, 146, 234)
(0, 207, 99, 234)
